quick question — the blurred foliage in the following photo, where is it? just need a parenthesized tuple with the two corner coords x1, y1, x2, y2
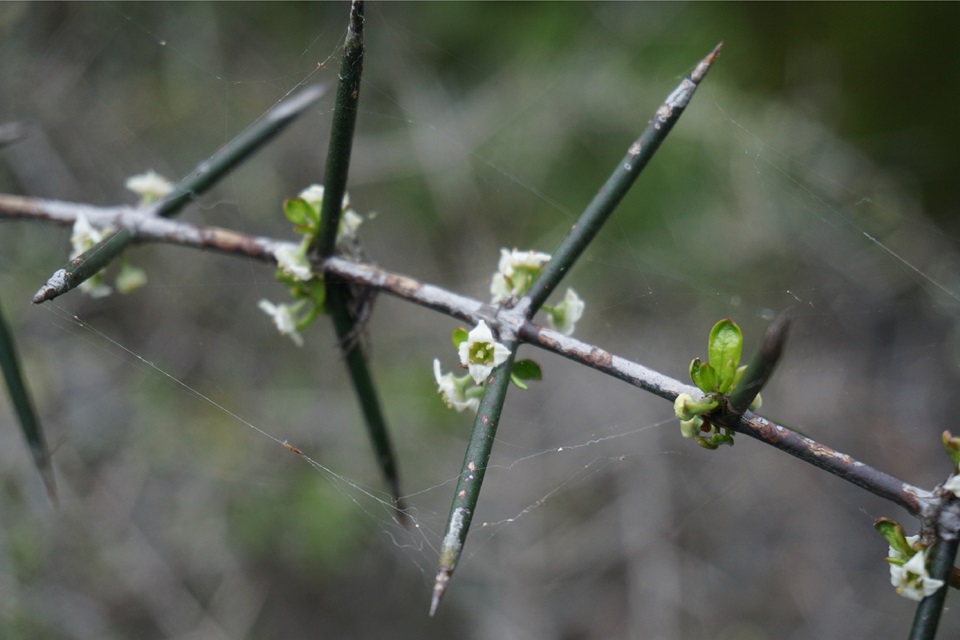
(228, 469, 370, 581)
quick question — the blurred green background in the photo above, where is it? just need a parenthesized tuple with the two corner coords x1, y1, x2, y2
(2, 3, 960, 639)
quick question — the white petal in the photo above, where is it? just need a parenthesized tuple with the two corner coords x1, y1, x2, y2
(944, 475, 960, 497)
(338, 209, 363, 243)
(274, 244, 313, 280)
(490, 273, 510, 304)
(125, 170, 174, 201)
(491, 340, 511, 367)
(299, 184, 326, 208)
(70, 213, 102, 257)
(466, 362, 494, 385)
(890, 562, 906, 588)
(922, 575, 946, 597)
(258, 299, 304, 347)
(548, 288, 585, 335)
(468, 320, 495, 344)
(457, 340, 471, 368)
(498, 248, 550, 277)
(434, 359, 480, 413)
(902, 551, 927, 576)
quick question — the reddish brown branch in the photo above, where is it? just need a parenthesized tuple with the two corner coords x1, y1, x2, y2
(0, 193, 938, 519)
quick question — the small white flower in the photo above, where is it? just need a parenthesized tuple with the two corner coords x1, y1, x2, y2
(298, 184, 351, 212)
(458, 320, 511, 385)
(888, 540, 944, 601)
(70, 213, 107, 258)
(944, 474, 960, 498)
(490, 248, 551, 303)
(490, 273, 511, 304)
(79, 276, 112, 299)
(433, 359, 480, 413)
(258, 299, 304, 347)
(70, 213, 114, 298)
(274, 242, 313, 281)
(297, 184, 363, 247)
(546, 288, 584, 336)
(115, 261, 147, 294)
(125, 170, 173, 204)
(498, 248, 551, 277)
(339, 208, 363, 244)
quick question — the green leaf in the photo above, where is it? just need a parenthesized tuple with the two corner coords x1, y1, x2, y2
(708, 319, 742, 393)
(511, 359, 542, 381)
(696, 361, 719, 393)
(307, 281, 326, 307)
(509, 373, 528, 390)
(690, 358, 720, 393)
(689, 358, 703, 389)
(452, 328, 469, 348)
(696, 430, 735, 450)
(284, 198, 318, 229)
(874, 518, 912, 557)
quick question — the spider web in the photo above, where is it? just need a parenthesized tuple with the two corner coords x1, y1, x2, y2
(1, 4, 959, 639)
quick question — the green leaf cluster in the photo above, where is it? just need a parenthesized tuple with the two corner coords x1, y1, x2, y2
(676, 319, 749, 450)
(276, 198, 329, 331)
(689, 319, 744, 394)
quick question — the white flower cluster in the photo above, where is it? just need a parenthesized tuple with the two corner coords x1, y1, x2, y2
(432, 248, 584, 412)
(490, 248, 584, 336)
(887, 535, 944, 601)
(258, 184, 368, 346)
(433, 248, 589, 416)
(70, 170, 168, 298)
(298, 184, 363, 247)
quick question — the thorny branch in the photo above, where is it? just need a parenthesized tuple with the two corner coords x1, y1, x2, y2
(0, 192, 938, 520)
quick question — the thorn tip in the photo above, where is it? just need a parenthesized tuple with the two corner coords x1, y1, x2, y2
(429, 567, 450, 617)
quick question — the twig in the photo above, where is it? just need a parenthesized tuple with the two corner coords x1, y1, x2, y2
(0, 194, 933, 516)
(0, 297, 56, 502)
(31, 83, 326, 304)
(312, 0, 364, 262)
(430, 336, 518, 616)
(327, 282, 407, 522)
(308, 1, 406, 522)
(426, 43, 724, 615)
(726, 311, 791, 415)
(521, 42, 722, 316)
(735, 413, 932, 518)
